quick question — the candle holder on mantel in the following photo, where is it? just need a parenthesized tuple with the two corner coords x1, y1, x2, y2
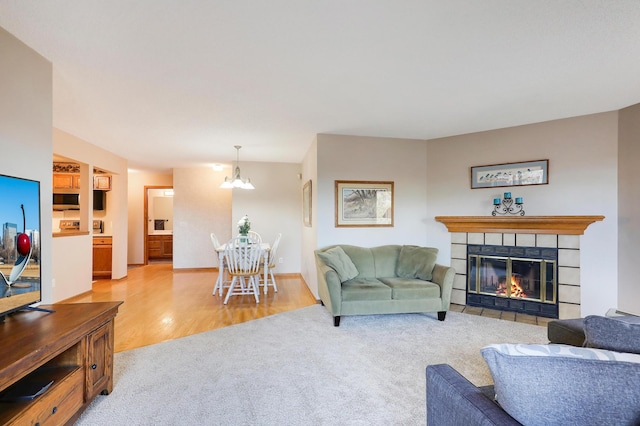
(492, 192, 525, 216)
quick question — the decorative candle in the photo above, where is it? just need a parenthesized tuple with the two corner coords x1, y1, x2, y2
(504, 192, 511, 199)
(493, 198, 501, 205)
(515, 197, 523, 204)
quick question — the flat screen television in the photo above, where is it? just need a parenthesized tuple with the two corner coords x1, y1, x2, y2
(0, 174, 41, 321)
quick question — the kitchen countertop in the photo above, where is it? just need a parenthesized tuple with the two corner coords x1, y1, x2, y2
(53, 231, 90, 238)
(53, 231, 112, 238)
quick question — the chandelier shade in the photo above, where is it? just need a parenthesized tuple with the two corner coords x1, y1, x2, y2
(221, 145, 254, 190)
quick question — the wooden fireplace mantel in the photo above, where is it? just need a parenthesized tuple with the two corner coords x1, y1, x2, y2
(434, 215, 605, 235)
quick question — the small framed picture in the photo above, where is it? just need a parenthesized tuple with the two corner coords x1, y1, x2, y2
(471, 160, 549, 189)
(335, 180, 394, 227)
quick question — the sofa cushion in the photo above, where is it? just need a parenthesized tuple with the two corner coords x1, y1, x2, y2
(317, 246, 359, 283)
(481, 343, 640, 426)
(584, 315, 640, 354)
(378, 277, 441, 300)
(340, 245, 376, 278)
(396, 246, 438, 281)
(370, 245, 402, 277)
(342, 278, 392, 301)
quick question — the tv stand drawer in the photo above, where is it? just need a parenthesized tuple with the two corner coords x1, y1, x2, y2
(2, 367, 83, 425)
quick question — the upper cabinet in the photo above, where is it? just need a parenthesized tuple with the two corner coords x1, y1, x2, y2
(53, 173, 80, 190)
(93, 175, 112, 191)
(53, 161, 112, 193)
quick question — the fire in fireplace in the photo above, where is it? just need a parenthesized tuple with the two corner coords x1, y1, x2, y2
(467, 245, 558, 318)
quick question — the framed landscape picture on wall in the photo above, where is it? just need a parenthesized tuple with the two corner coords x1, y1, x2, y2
(335, 180, 394, 227)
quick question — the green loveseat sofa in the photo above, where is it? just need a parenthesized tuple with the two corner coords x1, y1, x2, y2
(315, 244, 455, 326)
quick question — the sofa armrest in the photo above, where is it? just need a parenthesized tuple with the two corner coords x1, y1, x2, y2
(315, 253, 343, 316)
(431, 264, 455, 309)
(426, 364, 521, 426)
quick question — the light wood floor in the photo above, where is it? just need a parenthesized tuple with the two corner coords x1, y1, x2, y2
(63, 263, 318, 353)
(63, 263, 548, 353)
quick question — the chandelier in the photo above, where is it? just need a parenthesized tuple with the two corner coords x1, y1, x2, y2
(220, 145, 255, 190)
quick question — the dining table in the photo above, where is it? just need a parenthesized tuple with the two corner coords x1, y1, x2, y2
(214, 242, 271, 296)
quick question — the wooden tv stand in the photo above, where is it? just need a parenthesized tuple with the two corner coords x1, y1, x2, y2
(0, 302, 122, 425)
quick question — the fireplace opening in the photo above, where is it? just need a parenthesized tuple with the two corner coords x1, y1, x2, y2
(467, 245, 558, 318)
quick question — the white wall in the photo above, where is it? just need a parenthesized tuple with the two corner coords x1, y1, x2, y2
(172, 162, 302, 273)
(316, 134, 429, 248)
(127, 171, 173, 265)
(231, 161, 302, 274)
(617, 103, 640, 316)
(307, 134, 429, 297)
(300, 138, 318, 296)
(425, 112, 619, 317)
(172, 167, 232, 268)
(0, 26, 53, 303)
(52, 129, 129, 300)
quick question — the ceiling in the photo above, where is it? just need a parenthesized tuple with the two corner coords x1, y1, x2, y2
(2, 1, 640, 172)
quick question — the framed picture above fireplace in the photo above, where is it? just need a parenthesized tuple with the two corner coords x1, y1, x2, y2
(470, 159, 549, 189)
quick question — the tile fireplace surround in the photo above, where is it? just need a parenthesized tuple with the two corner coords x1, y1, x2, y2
(435, 216, 604, 320)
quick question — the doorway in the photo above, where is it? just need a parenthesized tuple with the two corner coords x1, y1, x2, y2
(144, 186, 173, 265)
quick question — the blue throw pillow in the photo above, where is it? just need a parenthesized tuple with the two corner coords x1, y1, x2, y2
(481, 343, 640, 426)
(584, 315, 640, 354)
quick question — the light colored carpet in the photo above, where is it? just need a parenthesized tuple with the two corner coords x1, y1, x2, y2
(75, 305, 548, 425)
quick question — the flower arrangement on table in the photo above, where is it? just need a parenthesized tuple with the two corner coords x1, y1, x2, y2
(238, 215, 251, 236)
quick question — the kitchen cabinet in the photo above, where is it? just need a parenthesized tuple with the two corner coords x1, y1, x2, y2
(93, 175, 112, 190)
(93, 236, 112, 279)
(148, 234, 173, 260)
(53, 173, 80, 190)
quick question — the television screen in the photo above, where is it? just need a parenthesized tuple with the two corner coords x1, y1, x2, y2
(0, 174, 41, 320)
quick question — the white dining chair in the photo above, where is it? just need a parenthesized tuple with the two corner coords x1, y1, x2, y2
(210, 232, 228, 296)
(261, 233, 281, 294)
(247, 230, 262, 243)
(223, 236, 264, 304)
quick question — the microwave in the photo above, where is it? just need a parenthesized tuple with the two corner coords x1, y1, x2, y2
(53, 192, 80, 210)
